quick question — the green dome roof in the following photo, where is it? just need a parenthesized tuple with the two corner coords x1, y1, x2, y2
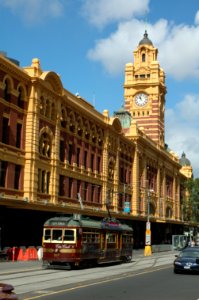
(139, 30, 153, 46)
(179, 152, 191, 166)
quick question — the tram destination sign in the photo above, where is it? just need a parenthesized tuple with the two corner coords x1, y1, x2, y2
(102, 220, 122, 230)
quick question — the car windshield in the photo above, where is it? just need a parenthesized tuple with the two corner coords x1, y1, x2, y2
(180, 251, 199, 258)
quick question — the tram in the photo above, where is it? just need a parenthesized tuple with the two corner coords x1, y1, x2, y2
(42, 214, 133, 269)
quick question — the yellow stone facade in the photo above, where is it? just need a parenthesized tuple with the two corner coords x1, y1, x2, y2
(0, 33, 193, 246)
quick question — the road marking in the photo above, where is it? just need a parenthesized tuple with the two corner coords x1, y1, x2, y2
(24, 265, 170, 300)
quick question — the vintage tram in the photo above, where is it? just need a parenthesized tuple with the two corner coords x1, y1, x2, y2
(42, 214, 133, 269)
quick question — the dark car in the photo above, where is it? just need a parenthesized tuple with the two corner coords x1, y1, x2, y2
(0, 283, 18, 300)
(174, 246, 199, 274)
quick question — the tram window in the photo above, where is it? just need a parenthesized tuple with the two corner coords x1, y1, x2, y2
(63, 230, 75, 242)
(107, 234, 116, 243)
(52, 229, 63, 241)
(83, 232, 100, 243)
(44, 229, 51, 241)
(122, 234, 133, 243)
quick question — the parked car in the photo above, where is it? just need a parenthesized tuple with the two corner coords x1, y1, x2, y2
(174, 246, 199, 274)
(0, 283, 18, 300)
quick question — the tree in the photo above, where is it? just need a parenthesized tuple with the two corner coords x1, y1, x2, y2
(183, 178, 199, 222)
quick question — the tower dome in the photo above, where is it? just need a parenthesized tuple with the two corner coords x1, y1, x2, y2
(139, 30, 153, 46)
(179, 152, 191, 166)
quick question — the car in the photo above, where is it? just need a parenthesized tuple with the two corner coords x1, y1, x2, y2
(0, 283, 18, 300)
(174, 246, 199, 274)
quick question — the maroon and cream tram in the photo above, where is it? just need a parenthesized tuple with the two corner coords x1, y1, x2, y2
(42, 214, 133, 269)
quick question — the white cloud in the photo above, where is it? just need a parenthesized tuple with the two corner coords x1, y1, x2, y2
(81, 0, 149, 29)
(1, 0, 64, 24)
(87, 19, 169, 75)
(176, 94, 199, 122)
(195, 10, 199, 25)
(165, 96, 199, 178)
(87, 17, 199, 81)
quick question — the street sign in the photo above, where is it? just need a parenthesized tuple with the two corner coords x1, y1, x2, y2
(145, 229, 151, 245)
(146, 221, 151, 230)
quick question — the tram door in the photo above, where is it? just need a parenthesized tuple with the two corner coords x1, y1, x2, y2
(100, 233, 106, 258)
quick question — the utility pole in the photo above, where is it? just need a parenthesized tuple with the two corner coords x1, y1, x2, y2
(144, 189, 153, 256)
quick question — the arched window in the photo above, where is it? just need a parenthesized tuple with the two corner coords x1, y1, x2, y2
(108, 158, 115, 181)
(61, 107, 67, 128)
(17, 86, 25, 108)
(45, 99, 50, 118)
(40, 97, 45, 115)
(142, 53, 146, 62)
(51, 103, 56, 121)
(4, 79, 11, 101)
(166, 207, 172, 219)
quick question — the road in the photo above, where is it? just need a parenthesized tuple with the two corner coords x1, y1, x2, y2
(1, 251, 199, 300)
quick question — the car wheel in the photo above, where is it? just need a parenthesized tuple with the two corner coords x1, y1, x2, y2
(174, 269, 179, 274)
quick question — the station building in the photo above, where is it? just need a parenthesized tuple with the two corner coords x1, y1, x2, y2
(0, 32, 193, 249)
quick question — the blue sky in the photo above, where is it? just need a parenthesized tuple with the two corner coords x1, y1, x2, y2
(1, 0, 199, 177)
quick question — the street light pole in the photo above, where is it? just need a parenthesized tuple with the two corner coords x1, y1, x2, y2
(144, 189, 152, 256)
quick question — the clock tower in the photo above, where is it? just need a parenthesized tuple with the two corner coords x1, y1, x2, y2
(124, 31, 166, 147)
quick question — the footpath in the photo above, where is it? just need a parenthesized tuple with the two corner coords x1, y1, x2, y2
(0, 249, 179, 275)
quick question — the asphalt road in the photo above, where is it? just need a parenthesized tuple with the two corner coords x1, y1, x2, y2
(0, 250, 181, 299)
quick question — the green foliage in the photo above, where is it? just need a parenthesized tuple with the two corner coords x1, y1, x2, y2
(183, 178, 199, 222)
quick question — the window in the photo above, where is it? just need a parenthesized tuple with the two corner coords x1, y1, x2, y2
(91, 153, 94, 172)
(91, 185, 95, 202)
(17, 87, 24, 108)
(142, 53, 146, 62)
(44, 229, 51, 241)
(68, 143, 73, 164)
(84, 150, 87, 169)
(63, 230, 75, 242)
(77, 147, 80, 167)
(16, 123, 22, 148)
(38, 169, 50, 194)
(59, 175, 65, 196)
(69, 178, 73, 198)
(2, 117, 9, 144)
(107, 233, 116, 243)
(0, 161, 7, 187)
(4, 79, 10, 101)
(84, 182, 88, 201)
(52, 229, 63, 241)
(45, 99, 50, 118)
(97, 156, 101, 173)
(14, 165, 21, 189)
(59, 140, 65, 162)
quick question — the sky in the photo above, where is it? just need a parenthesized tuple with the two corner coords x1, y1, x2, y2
(1, 0, 199, 177)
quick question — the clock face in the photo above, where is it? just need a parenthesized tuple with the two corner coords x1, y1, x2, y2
(135, 93, 148, 106)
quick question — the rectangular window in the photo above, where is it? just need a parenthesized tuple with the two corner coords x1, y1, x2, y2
(41, 170, 45, 193)
(84, 182, 88, 201)
(59, 175, 65, 196)
(84, 150, 87, 169)
(14, 164, 21, 189)
(97, 186, 101, 203)
(46, 172, 50, 194)
(77, 147, 80, 167)
(44, 229, 51, 241)
(97, 156, 101, 173)
(63, 229, 75, 242)
(16, 123, 22, 148)
(2, 117, 9, 144)
(0, 161, 7, 187)
(68, 143, 73, 164)
(59, 140, 65, 162)
(91, 153, 94, 172)
(77, 180, 81, 195)
(69, 178, 73, 198)
(91, 185, 95, 202)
